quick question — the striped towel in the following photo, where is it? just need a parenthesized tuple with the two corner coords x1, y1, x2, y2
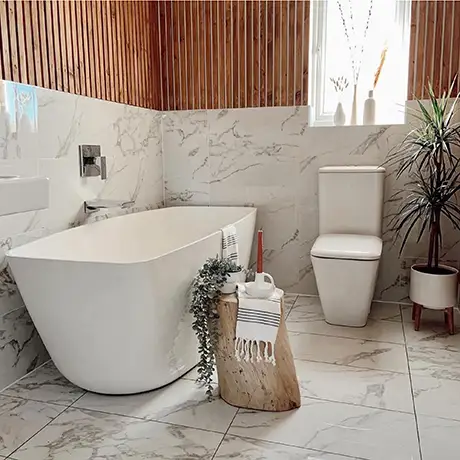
(235, 284, 284, 365)
(221, 224, 239, 264)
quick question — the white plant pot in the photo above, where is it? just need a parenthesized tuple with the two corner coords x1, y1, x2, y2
(409, 264, 458, 310)
(221, 270, 245, 294)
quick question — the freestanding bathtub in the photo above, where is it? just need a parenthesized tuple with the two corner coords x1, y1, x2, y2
(7, 206, 256, 394)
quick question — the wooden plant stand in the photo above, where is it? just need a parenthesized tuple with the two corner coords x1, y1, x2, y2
(214, 294, 301, 412)
(412, 303, 455, 335)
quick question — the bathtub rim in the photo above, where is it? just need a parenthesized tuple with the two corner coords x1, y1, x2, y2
(7, 206, 257, 266)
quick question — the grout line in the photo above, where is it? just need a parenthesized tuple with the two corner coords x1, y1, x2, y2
(211, 408, 240, 460)
(294, 356, 408, 377)
(0, 359, 51, 394)
(402, 309, 424, 460)
(5, 398, 70, 459)
(287, 328, 406, 347)
(300, 394, 414, 416)
(221, 433, 368, 460)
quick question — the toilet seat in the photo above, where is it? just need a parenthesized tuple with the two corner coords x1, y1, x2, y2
(311, 234, 382, 261)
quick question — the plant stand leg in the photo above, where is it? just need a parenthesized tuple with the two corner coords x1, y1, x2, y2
(412, 305, 416, 320)
(413, 303, 422, 331)
(446, 307, 455, 335)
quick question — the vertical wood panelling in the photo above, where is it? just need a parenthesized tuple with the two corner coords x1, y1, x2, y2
(409, 0, 460, 99)
(0, 0, 160, 109)
(156, 0, 310, 110)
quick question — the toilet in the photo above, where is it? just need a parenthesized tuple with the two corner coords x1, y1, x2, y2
(311, 166, 385, 327)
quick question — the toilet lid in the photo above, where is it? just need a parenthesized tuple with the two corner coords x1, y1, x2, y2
(311, 234, 382, 261)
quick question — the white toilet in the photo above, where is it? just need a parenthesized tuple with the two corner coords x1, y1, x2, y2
(311, 166, 385, 327)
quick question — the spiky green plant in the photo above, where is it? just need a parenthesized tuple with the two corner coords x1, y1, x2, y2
(386, 79, 460, 270)
(190, 257, 242, 398)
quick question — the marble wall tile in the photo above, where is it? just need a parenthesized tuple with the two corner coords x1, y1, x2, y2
(0, 81, 164, 390)
(163, 110, 210, 206)
(0, 307, 49, 391)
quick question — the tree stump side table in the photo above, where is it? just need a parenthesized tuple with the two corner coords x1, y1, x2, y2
(215, 294, 301, 412)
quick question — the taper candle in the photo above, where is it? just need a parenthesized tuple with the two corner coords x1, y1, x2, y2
(257, 230, 263, 273)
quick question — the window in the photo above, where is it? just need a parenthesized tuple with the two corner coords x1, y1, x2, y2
(308, 0, 411, 126)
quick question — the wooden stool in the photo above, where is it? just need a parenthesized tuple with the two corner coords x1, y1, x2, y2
(412, 303, 455, 335)
(215, 294, 301, 412)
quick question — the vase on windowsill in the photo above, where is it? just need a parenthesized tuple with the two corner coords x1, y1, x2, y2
(350, 84, 358, 125)
(333, 102, 346, 126)
(363, 90, 376, 125)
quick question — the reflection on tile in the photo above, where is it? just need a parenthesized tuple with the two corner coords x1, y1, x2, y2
(418, 415, 460, 460)
(75, 378, 236, 433)
(403, 311, 460, 352)
(229, 398, 420, 460)
(287, 297, 404, 344)
(13, 407, 223, 460)
(290, 332, 408, 373)
(215, 434, 357, 460)
(413, 375, 460, 421)
(407, 346, 460, 381)
(0, 395, 63, 457)
(295, 360, 413, 413)
(2, 362, 84, 406)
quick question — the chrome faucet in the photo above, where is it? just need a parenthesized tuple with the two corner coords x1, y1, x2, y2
(83, 199, 135, 214)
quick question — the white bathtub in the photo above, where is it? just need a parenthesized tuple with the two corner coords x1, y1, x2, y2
(7, 206, 256, 394)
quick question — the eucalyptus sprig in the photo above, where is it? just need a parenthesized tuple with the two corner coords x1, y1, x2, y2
(190, 257, 242, 398)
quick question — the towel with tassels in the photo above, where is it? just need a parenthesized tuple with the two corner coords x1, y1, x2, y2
(221, 224, 239, 264)
(235, 283, 283, 365)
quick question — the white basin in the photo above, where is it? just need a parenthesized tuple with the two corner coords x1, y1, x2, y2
(0, 176, 49, 216)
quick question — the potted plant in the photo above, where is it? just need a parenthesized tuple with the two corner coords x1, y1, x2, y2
(221, 261, 244, 294)
(190, 257, 243, 398)
(386, 80, 460, 313)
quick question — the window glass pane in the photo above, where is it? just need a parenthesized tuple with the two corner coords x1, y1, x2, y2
(322, 0, 407, 124)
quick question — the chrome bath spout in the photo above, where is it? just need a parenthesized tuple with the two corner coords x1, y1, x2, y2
(83, 199, 135, 214)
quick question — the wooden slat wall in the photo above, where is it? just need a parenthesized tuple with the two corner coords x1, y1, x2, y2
(0, 0, 161, 109)
(409, 0, 460, 99)
(157, 0, 310, 111)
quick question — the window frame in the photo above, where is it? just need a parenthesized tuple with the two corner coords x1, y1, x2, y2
(308, 0, 412, 127)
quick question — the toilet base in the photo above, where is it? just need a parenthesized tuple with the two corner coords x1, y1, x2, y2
(311, 256, 380, 328)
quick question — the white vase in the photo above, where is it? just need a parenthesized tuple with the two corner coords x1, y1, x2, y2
(221, 270, 245, 294)
(410, 264, 458, 309)
(333, 102, 346, 126)
(363, 90, 376, 125)
(350, 84, 358, 125)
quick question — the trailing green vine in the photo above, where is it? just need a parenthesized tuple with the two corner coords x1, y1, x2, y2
(190, 257, 242, 398)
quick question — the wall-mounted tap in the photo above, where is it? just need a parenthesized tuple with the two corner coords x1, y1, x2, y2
(79, 145, 107, 179)
(83, 199, 135, 214)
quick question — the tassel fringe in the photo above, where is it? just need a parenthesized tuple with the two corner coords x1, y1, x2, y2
(234, 337, 276, 365)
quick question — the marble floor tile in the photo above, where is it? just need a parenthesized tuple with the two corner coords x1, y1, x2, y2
(0, 395, 63, 457)
(214, 434, 360, 459)
(418, 415, 460, 460)
(289, 332, 409, 373)
(2, 362, 85, 407)
(407, 346, 460, 381)
(295, 360, 413, 413)
(228, 397, 420, 460)
(11, 407, 223, 460)
(74, 378, 237, 433)
(287, 298, 404, 343)
(412, 375, 460, 420)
